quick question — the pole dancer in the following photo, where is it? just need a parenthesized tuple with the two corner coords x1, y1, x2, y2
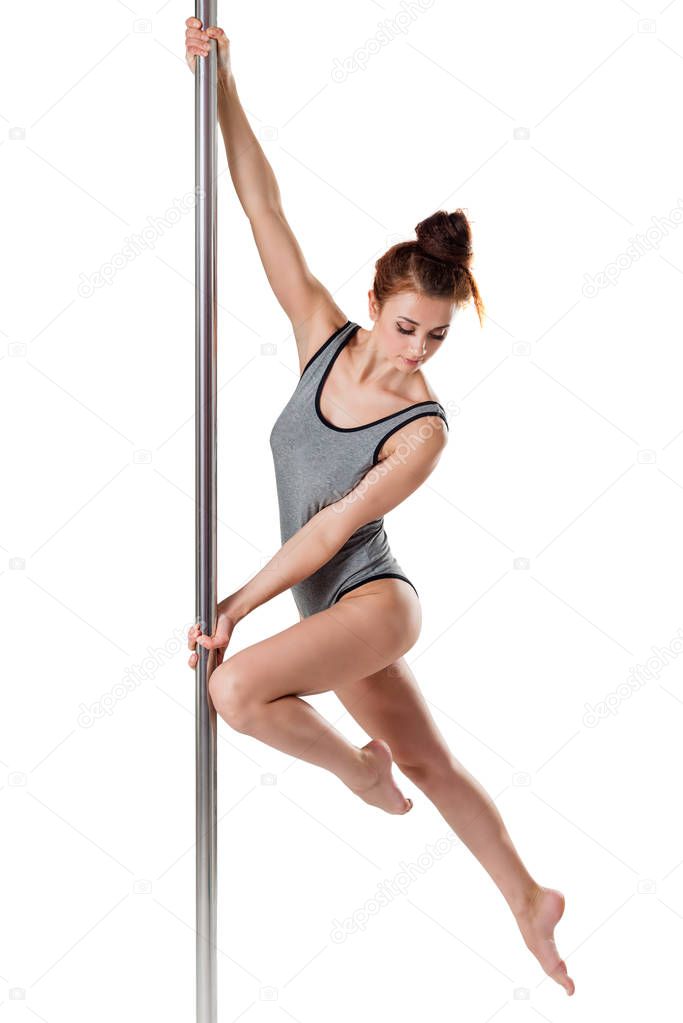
(186, 14, 575, 999)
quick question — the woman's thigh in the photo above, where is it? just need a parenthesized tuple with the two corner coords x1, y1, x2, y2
(214, 579, 421, 704)
(333, 656, 453, 772)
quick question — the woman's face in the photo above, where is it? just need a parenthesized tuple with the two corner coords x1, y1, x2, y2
(370, 292, 454, 372)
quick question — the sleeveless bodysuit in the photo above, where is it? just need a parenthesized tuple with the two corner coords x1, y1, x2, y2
(269, 320, 449, 618)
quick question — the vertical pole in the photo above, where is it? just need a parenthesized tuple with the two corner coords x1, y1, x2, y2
(195, 2, 218, 1021)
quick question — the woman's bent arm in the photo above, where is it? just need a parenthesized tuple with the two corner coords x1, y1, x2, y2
(225, 505, 345, 621)
(225, 417, 448, 621)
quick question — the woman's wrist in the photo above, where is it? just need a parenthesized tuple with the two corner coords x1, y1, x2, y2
(217, 68, 235, 97)
(218, 588, 250, 625)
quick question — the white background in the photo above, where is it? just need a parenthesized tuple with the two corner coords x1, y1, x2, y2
(2, 0, 683, 1019)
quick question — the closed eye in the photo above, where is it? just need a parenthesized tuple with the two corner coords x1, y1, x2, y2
(397, 325, 447, 340)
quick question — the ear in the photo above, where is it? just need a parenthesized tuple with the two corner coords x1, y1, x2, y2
(368, 289, 379, 323)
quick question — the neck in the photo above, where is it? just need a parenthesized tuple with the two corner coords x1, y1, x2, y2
(350, 326, 410, 390)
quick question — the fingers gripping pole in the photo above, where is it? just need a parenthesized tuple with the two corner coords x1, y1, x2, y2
(195, 2, 218, 1021)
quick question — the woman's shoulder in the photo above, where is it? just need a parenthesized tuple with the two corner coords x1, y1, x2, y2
(411, 371, 444, 408)
(293, 308, 351, 376)
(391, 361, 444, 412)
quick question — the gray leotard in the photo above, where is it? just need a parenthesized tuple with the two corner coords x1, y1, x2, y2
(269, 320, 449, 618)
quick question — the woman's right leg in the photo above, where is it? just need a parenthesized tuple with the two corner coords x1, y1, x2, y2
(207, 584, 421, 814)
(333, 656, 575, 996)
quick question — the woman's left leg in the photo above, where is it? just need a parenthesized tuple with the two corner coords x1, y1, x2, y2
(207, 578, 422, 814)
(333, 656, 575, 996)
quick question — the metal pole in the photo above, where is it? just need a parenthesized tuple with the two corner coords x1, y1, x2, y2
(195, 2, 218, 1020)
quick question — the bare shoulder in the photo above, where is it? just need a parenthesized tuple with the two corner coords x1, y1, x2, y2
(291, 300, 349, 376)
(396, 369, 449, 443)
(409, 365, 445, 407)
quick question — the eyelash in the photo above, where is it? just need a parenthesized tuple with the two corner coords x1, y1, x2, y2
(397, 325, 446, 340)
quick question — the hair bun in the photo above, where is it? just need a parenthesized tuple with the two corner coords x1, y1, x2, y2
(371, 207, 485, 327)
(414, 209, 473, 270)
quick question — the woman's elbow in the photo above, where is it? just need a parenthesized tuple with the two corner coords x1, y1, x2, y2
(317, 504, 360, 560)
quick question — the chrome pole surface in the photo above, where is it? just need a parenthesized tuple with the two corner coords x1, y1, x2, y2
(195, 1, 218, 1020)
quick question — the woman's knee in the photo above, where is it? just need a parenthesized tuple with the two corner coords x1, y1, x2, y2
(208, 658, 257, 732)
(395, 749, 457, 790)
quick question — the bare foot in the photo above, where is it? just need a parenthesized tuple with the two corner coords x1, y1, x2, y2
(349, 739, 413, 815)
(515, 885, 575, 996)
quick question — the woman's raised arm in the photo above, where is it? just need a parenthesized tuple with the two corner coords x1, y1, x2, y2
(186, 17, 345, 365)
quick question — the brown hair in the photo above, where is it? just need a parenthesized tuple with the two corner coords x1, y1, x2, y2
(372, 209, 485, 327)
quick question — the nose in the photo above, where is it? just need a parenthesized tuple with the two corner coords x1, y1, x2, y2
(408, 343, 427, 358)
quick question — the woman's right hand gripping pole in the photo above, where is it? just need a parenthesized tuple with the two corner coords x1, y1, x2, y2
(184, 15, 232, 78)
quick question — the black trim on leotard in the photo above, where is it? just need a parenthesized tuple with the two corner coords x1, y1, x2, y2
(333, 572, 419, 605)
(316, 326, 448, 434)
(299, 320, 352, 379)
(372, 408, 449, 465)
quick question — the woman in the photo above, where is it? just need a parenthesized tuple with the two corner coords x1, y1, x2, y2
(184, 17, 575, 998)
